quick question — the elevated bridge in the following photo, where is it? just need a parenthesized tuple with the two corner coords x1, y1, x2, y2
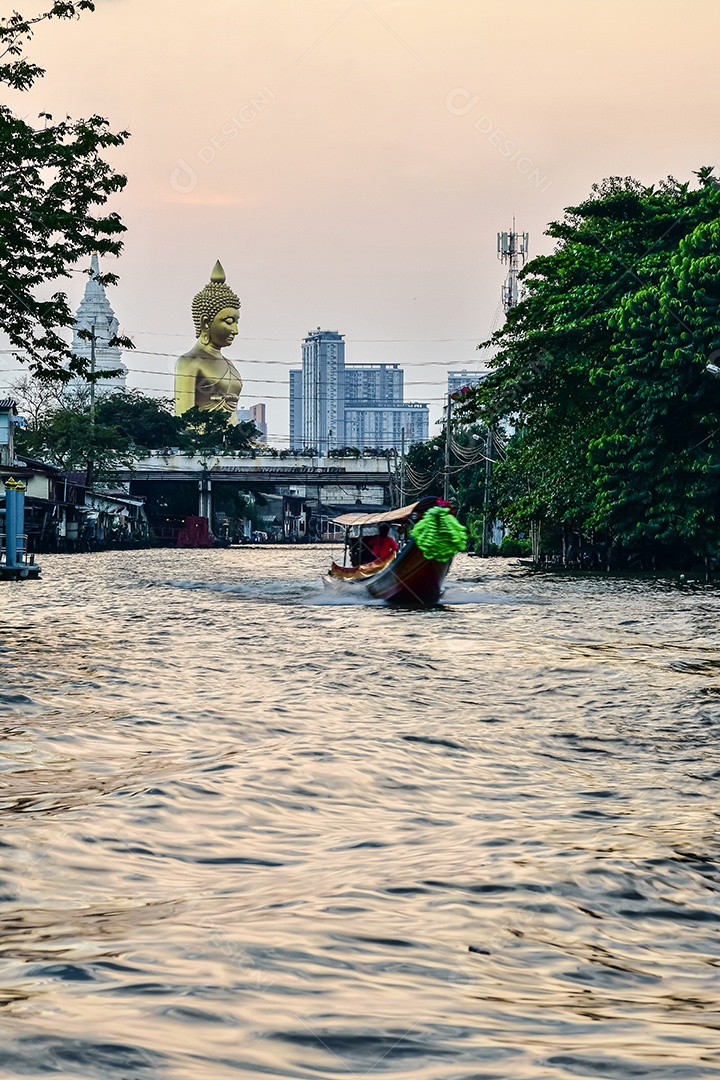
(120, 454, 398, 535)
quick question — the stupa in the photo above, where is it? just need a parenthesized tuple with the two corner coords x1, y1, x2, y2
(69, 253, 127, 392)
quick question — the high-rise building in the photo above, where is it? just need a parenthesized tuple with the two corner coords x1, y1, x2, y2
(344, 402, 429, 450)
(249, 403, 267, 443)
(289, 369, 303, 449)
(447, 369, 487, 397)
(237, 402, 267, 443)
(69, 253, 127, 393)
(301, 329, 345, 452)
(289, 332, 430, 452)
(344, 364, 403, 407)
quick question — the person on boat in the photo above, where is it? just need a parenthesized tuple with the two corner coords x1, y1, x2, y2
(366, 524, 399, 563)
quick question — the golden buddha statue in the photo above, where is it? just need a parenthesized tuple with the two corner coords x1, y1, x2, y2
(174, 260, 243, 424)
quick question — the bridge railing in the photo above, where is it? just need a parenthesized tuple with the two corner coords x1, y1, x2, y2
(131, 453, 393, 475)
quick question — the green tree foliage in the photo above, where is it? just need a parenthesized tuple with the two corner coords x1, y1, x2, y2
(461, 170, 720, 564)
(18, 408, 132, 479)
(591, 218, 720, 557)
(95, 392, 184, 452)
(14, 384, 261, 462)
(0, 3, 128, 380)
(178, 407, 259, 454)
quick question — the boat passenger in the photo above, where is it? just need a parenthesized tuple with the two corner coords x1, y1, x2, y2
(367, 524, 399, 562)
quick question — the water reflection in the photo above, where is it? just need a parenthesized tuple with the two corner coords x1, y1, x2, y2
(0, 549, 720, 1078)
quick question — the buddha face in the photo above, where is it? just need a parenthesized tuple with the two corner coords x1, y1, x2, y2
(203, 307, 239, 349)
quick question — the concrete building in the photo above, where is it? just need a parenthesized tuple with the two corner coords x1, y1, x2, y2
(344, 363, 403, 407)
(301, 328, 345, 452)
(289, 370, 303, 449)
(0, 399, 18, 466)
(238, 403, 268, 443)
(447, 369, 488, 397)
(249, 403, 267, 443)
(290, 340, 429, 452)
(69, 253, 127, 394)
(344, 403, 429, 450)
(0, 455, 148, 552)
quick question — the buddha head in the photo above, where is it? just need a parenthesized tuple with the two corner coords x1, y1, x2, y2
(192, 261, 241, 349)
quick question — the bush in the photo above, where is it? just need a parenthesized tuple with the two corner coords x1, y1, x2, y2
(500, 536, 532, 557)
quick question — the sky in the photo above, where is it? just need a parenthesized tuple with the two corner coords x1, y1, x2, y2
(3, 0, 720, 441)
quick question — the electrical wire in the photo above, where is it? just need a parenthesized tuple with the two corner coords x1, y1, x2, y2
(119, 333, 488, 343)
(0, 348, 489, 368)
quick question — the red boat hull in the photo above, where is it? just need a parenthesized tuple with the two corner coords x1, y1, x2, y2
(364, 539, 452, 606)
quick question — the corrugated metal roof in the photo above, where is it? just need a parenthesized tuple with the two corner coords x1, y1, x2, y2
(331, 501, 421, 527)
(0, 399, 18, 411)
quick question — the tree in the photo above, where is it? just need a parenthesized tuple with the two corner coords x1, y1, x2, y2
(179, 407, 259, 454)
(0, 3, 129, 381)
(9, 373, 64, 429)
(591, 218, 720, 561)
(13, 379, 262, 470)
(460, 170, 720, 564)
(95, 392, 185, 452)
(17, 408, 132, 481)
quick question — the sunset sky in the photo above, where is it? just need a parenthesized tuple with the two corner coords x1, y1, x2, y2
(3, 0, 719, 439)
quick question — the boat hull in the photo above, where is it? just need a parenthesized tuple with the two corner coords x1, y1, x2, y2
(364, 539, 452, 606)
(327, 497, 460, 607)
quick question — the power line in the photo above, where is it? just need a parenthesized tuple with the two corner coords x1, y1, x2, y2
(0, 348, 490, 369)
(123, 332, 488, 343)
(0, 361, 466, 388)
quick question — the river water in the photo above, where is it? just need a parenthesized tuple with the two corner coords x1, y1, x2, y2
(1, 548, 720, 1079)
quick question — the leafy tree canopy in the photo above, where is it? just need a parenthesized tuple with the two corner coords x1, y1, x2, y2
(13, 380, 261, 462)
(95, 392, 185, 452)
(590, 218, 720, 554)
(458, 169, 720, 563)
(178, 406, 259, 454)
(0, 2, 129, 381)
(18, 408, 132, 481)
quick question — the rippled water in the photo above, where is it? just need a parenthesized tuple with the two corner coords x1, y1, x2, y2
(2, 547, 720, 1079)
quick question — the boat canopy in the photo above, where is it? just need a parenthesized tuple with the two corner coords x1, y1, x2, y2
(331, 501, 421, 527)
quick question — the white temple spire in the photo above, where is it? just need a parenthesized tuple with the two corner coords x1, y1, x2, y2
(70, 254, 127, 393)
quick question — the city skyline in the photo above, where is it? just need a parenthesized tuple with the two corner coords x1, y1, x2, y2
(1, 0, 718, 441)
(292, 330, 429, 451)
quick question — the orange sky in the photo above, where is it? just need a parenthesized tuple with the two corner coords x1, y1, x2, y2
(4, 0, 720, 438)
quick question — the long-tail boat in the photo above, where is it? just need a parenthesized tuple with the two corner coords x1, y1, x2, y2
(326, 496, 467, 607)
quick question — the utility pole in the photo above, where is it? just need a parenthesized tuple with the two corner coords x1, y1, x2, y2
(481, 427, 493, 557)
(443, 393, 452, 502)
(89, 323, 97, 422)
(400, 426, 405, 507)
(86, 321, 97, 492)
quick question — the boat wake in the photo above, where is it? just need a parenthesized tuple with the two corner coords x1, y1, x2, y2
(167, 579, 250, 594)
(439, 585, 525, 604)
(162, 579, 529, 607)
(164, 579, 315, 599)
(311, 582, 525, 606)
(310, 591, 387, 606)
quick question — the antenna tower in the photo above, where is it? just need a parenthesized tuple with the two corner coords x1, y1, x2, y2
(497, 217, 529, 312)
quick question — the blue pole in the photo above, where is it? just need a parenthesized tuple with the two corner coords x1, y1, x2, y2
(5, 486, 17, 568)
(16, 485, 25, 567)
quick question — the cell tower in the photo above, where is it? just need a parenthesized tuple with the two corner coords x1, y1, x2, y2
(497, 218, 529, 312)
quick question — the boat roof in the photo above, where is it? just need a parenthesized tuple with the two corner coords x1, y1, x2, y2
(331, 501, 421, 527)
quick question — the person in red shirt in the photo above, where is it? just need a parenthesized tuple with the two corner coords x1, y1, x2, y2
(366, 523, 399, 563)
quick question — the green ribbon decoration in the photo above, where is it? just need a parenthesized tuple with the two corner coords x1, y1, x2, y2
(410, 506, 467, 561)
